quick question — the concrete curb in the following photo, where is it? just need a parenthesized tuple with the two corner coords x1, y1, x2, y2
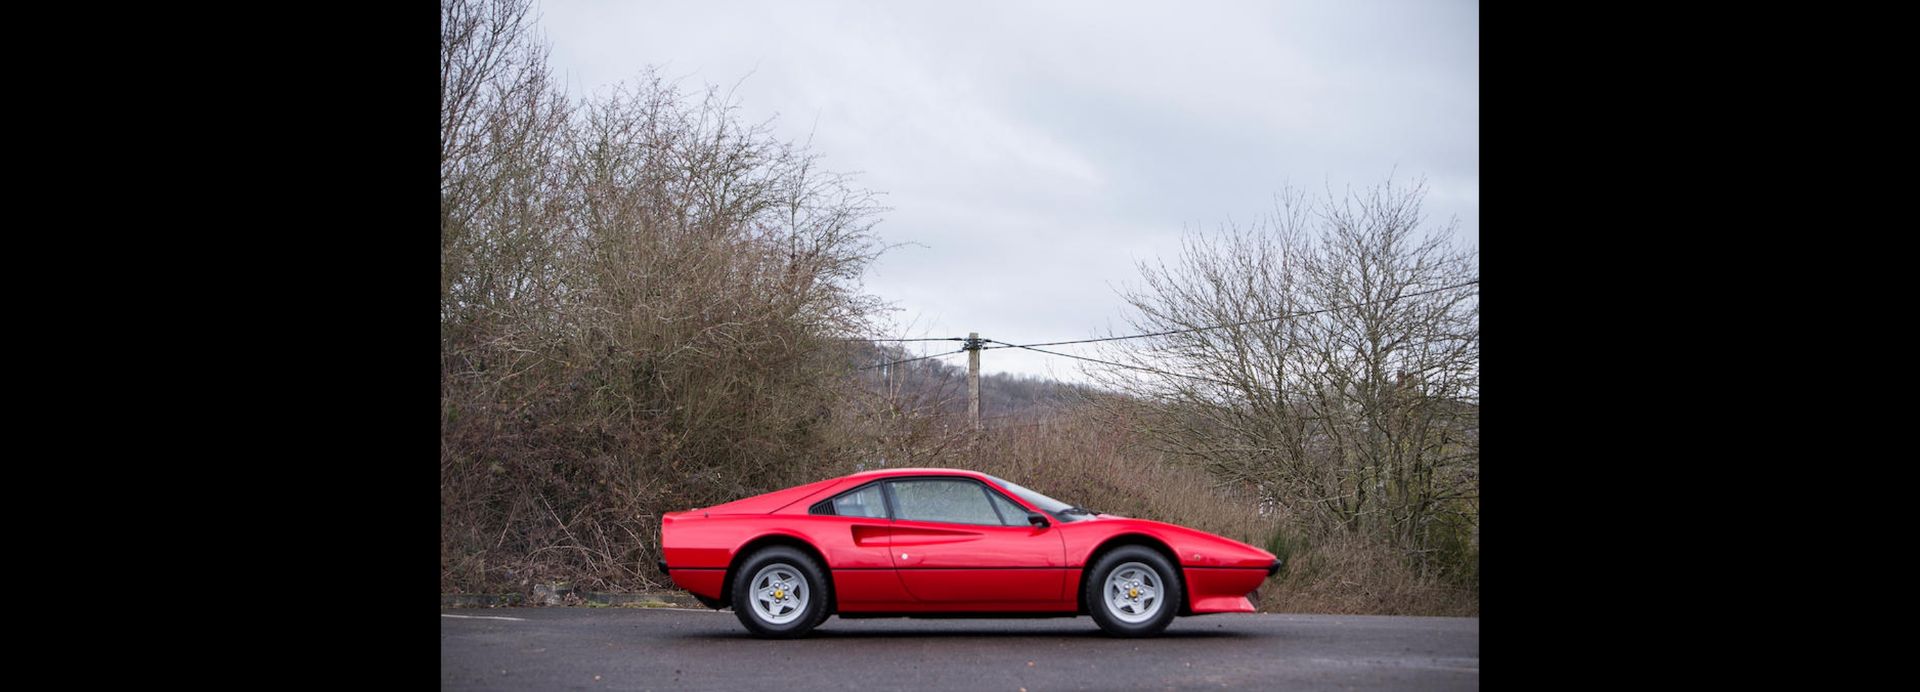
(441, 591, 707, 609)
(581, 591, 707, 608)
(441, 593, 524, 608)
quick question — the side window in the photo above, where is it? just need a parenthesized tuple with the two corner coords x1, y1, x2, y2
(831, 485, 889, 518)
(890, 479, 1003, 525)
(985, 491, 1030, 527)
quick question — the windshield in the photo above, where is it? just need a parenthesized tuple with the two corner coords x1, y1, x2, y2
(984, 474, 1097, 523)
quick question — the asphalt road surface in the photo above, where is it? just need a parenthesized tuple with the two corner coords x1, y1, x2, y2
(441, 607, 1477, 690)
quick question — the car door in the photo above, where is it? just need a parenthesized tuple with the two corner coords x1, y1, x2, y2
(884, 477, 1067, 604)
(802, 481, 910, 608)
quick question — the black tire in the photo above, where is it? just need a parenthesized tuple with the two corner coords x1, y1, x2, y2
(730, 546, 831, 638)
(1084, 545, 1182, 637)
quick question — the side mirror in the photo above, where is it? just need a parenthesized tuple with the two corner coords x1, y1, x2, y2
(1026, 511, 1051, 528)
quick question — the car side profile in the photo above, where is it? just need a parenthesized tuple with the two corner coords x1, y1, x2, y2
(658, 468, 1279, 638)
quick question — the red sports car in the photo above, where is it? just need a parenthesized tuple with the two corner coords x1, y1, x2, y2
(658, 467, 1280, 638)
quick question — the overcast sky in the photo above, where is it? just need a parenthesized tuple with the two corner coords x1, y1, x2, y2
(535, 0, 1478, 382)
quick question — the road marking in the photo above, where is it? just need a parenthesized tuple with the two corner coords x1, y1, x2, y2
(442, 613, 527, 621)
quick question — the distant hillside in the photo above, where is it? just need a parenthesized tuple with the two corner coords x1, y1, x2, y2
(846, 342, 1098, 422)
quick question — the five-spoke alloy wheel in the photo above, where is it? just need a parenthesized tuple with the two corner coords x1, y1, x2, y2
(731, 546, 831, 638)
(1084, 545, 1182, 637)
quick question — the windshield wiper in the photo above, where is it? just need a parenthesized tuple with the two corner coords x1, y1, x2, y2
(1059, 505, 1099, 516)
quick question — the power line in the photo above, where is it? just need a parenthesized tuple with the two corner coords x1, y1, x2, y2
(857, 348, 969, 371)
(982, 419, 1072, 431)
(841, 279, 1477, 381)
(981, 279, 1478, 351)
(833, 338, 967, 344)
(982, 340, 1482, 409)
(981, 339, 1238, 387)
(976, 412, 1079, 424)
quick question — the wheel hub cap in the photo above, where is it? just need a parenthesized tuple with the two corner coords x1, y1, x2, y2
(1104, 562, 1163, 624)
(750, 564, 808, 625)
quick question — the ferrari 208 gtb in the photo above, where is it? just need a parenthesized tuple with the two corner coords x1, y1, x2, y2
(658, 468, 1280, 638)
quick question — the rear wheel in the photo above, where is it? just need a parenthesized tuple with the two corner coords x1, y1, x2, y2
(1084, 545, 1181, 637)
(730, 546, 830, 638)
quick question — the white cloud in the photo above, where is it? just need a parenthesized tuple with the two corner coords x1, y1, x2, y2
(535, 0, 1478, 382)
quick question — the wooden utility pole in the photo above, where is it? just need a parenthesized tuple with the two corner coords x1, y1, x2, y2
(966, 332, 981, 430)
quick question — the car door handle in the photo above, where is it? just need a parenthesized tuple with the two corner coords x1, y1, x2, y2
(851, 524, 890, 546)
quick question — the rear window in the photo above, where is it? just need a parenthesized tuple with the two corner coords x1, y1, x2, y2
(832, 484, 888, 518)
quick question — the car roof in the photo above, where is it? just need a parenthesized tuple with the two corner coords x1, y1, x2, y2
(841, 467, 993, 482)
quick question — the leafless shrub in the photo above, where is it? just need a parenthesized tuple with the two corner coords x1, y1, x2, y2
(930, 405, 1472, 615)
(839, 342, 973, 469)
(441, 0, 888, 594)
(1090, 178, 1479, 589)
(958, 405, 1278, 549)
(1257, 529, 1479, 616)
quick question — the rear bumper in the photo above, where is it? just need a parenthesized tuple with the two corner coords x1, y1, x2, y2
(670, 568, 727, 602)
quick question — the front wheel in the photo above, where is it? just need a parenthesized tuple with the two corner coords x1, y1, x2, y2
(730, 546, 830, 638)
(1084, 546, 1182, 637)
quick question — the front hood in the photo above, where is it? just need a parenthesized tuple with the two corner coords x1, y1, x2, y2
(1091, 516, 1276, 568)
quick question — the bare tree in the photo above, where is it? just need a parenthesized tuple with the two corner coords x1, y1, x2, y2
(440, 0, 892, 594)
(1091, 178, 1478, 577)
(846, 342, 973, 469)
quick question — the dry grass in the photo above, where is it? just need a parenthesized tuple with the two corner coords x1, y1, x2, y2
(442, 401, 1477, 615)
(948, 411, 1477, 617)
(1257, 531, 1479, 616)
(958, 414, 1276, 548)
